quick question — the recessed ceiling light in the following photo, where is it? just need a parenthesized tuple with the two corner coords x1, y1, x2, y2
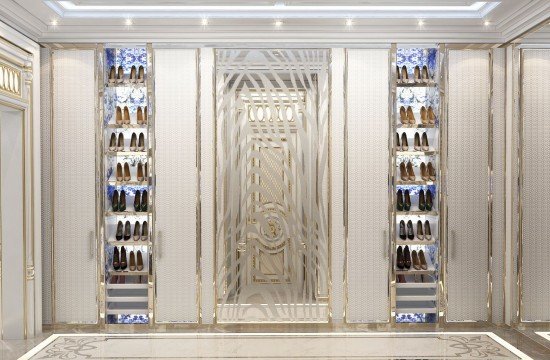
(418, 19, 425, 26)
(201, 18, 209, 26)
(125, 18, 133, 26)
(275, 20, 283, 27)
(346, 18, 353, 27)
(484, 20, 491, 26)
(51, 19, 58, 26)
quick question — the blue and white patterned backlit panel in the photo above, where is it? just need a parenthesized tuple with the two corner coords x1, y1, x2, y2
(105, 48, 147, 76)
(397, 48, 437, 78)
(396, 87, 439, 126)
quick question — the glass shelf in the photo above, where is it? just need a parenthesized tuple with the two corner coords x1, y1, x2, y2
(106, 82, 146, 89)
(396, 82, 437, 87)
(106, 124, 148, 129)
(395, 123, 437, 129)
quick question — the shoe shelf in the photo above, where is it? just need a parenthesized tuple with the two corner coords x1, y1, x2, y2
(101, 45, 153, 325)
(392, 45, 442, 324)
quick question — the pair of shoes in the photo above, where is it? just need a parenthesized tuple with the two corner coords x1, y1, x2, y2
(134, 190, 148, 212)
(400, 220, 432, 240)
(137, 106, 148, 125)
(396, 189, 411, 211)
(420, 106, 436, 124)
(399, 106, 415, 124)
(396, 65, 431, 83)
(396, 133, 409, 151)
(113, 246, 127, 270)
(412, 249, 428, 270)
(399, 161, 416, 181)
(116, 220, 148, 241)
(414, 132, 430, 151)
(116, 106, 131, 125)
(129, 133, 145, 151)
(116, 162, 131, 182)
(420, 162, 436, 181)
(418, 189, 434, 211)
(111, 190, 126, 212)
(108, 66, 125, 84)
(115, 220, 132, 241)
(109, 133, 125, 151)
(133, 221, 149, 241)
(397, 245, 411, 270)
(129, 249, 144, 271)
(108, 65, 145, 83)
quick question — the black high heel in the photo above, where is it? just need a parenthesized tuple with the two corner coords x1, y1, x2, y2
(407, 220, 414, 240)
(119, 190, 126, 212)
(397, 246, 405, 269)
(403, 245, 411, 269)
(116, 221, 123, 241)
(397, 189, 404, 211)
(418, 189, 426, 211)
(134, 190, 141, 212)
(120, 246, 127, 270)
(113, 247, 120, 270)
(112, 190, 119, 212)
(404, 190, 411, 211)
(399, 220, 406, 240)
(141, 190, 148, 212)
(426, 189, 433, 211)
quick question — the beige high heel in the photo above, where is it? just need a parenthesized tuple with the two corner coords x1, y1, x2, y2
(123, 162, 131, 182)
(137, 162, 144, 182)
(129, 66, 137, 83)
(138, 66, 145, 83)
(401, 66, 409, 83)
(406, 106, 415, 124)
(137, 107, 144, 125)
(108, 66, 116, 83)
(428, 162, 436, 181)
(414, 65, 421, 82)
(117, 133, 124, 151)
(399, 162, 408, 181)
(422, 65, 430, 83)
(138, 133, 145, 151)
(427, 106, 436, 124)
(130, 133, 137, 151)
(399, 106, 408, 124)
(115, 106, 123, 125)
(420, 106, 428, 124)
(406, 161, 415, 181)
(116, 66, 124, 83)
(116, 163, 123, 181)
(123, 106, 130, 124)
(420, 162, 429, 181)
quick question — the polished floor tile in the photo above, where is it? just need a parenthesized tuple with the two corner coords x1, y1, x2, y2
(19, 332, 530, 359)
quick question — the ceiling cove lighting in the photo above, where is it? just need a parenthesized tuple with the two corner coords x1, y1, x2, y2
(45, 1, 501, 19)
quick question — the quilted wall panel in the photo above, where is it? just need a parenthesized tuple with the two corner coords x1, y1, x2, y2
(40, 48, 52, 325)
(447, 50, 490, 322)
(346, 49, 390, 323)
(492, 48, 505, 324)
(52, 50, 98, 323)
(331, 49, 345, 322)
(521, 49, 550, 321)
(154, 49, 198, 323)
(200, 49, 215, 324)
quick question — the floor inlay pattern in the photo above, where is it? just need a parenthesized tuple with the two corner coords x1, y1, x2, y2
(19, 332, 531, 359)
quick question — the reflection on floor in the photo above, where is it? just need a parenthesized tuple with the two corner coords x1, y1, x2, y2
(537, 331, 550, 342)
(19, 332, 531, 359)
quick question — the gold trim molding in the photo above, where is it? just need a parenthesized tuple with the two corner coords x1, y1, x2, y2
(0, 61, 23, 99)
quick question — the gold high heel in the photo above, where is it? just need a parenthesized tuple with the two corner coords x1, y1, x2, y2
(399, 162, 408, 181)
(401, 66, 409, 83)
(422, 65, 430, 83)
(420, 162, 429, 181)
(116, 163, 123, 181)
(421, 132, 429, 151)
(428, 162, 436, 181)
(414, 65, 421, 82)
(414, 132, 421, 151)
(123, 162, 131, 182)
(117, 133, 124, 151)
(420, 106, 428, 124)
(137, 107, 144, 125)
(399, 106, 407, 124)
(406, 161, 415, 181)
(138, 66, 145, 83)
(406, 106, 415, 124)
(129, 66, 137, 83)
(138, 133, 145, 151)
(116, 66, 124, 83)
(123, 106, 130, 124)
(401, 133, 408, 151)
(427, 106, 436, 124)
(108, 66, 116, 83)
(116, 106, 123, 125)
(130, 133, 137, 151)
(137, 162, 144, 182)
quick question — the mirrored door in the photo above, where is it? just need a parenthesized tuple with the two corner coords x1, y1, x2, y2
(215, 49, 330, 323)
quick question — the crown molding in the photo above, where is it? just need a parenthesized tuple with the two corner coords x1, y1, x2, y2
(496, 0, 550, 42)
(0, 1, 48, 41)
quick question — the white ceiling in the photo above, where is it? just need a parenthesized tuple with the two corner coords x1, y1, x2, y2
(0, 0, 548, 44)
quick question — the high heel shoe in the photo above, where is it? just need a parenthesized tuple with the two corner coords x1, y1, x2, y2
(117, 133, 124, 151)
(397, 246, 405, 269)
(109, 133, 117, 151)
(403, 245, 411, 269)
(401, 133, 408, 151)
(134, 190, 141, 212)
(414, 65, 421, 83)
(428, 162, 436, 181)
(417, 220, 424, 240)
(108, 66, 116, 83)
(116, 221, 123, 241)
(138, 133, 145, 151)
(401, 66, 409, 83)
(418, 189, 426, 211)
(414, 132, 421, 151)
(129, 66, 137, 83)
(123, 106, 130, 125)
(144, 106, 148, 124)
(421, 65, 430, 83)
(136, 250, 144, 271)
(406, 161, 415, 181)
(116, 163, 123, 181)
(420, 106, 428, 124)
(407, 220, 414, 240)
(397, 189, 404, 211)
(399, 106, 407, 124)
(399, 220, 406, 240)
(116, 106, 123, 125)
(137, 106, 144, 125)
(113, 246, 120, 270)
(123, 162, 131, 182)
(124, 220, 131, 241)
(412, 250, 421, 270)
(396, 65, 401, 83)
(141, 190, 148, 212)
(130, 133, 137, 151)
(141, 221, 148, 241)
(137, 162, 144, 182)
(129, 250, 136, 271)
(138, 66, 145, 83)
(399, 162, 408, 181)
(120, 246, 127, 270)
(420, 162, 429, 181)
(116, 66, 124, 83)
(428, 106, 436, 124)
(421, 132, 429, 151)
(424, 220, 432, 240)
(419, 249, 428, 270)
(112, 190, 119, 212)
(133, 221, 141, 241)
(119, 190, 126, 211)
(404, 189, 411, 211)
(396, 133, 401, 151)
(406, 106, 415, 124)
(426, 189, 433, 211)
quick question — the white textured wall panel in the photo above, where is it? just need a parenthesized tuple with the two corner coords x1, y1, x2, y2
(52, 50, 97, 323)
(521, 49, 550, 321)
(154, 49, 198, 323)
(447, 50, 489, 322)
(40, 47, 53, 325)
(346, 49, 389, 323)
(492, 48, 505, 324)
(200, 49, 215, 324)
(331, 49, 345, 322)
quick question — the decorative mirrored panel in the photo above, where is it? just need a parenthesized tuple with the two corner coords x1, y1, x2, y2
(215, 49, 330, 323)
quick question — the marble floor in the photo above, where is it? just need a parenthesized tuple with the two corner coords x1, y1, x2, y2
(14, 332, 535, 360)
(536, 332, 550, 342)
